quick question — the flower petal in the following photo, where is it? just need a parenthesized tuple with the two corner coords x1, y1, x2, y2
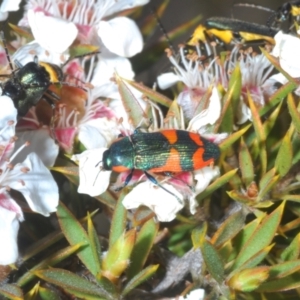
(187, 87, 221, 132)
(194, 166, 220, 195)
(123, 182, 184, 222)
(272, 31, 300, 77)
(0, 96, 17, 142)
(7, 153, 59, 216)
(178, 288, 205, 300)
(15, 128, 59, 167)
(0, 206, 20, 265)
(78, 118, 119, 150)
(28, 9, 78, 53)
(103, 0, 150, 17)
(72, 149, 111, 197)
(13, 42, 69, 66)
(97, 17, 143, 57)
(157, 72, 181, 89)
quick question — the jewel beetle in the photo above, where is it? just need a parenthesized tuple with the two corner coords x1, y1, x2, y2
(267, 1, 300, 28)
(102, 129, 220, 195)
(187, 17, 278, 47)
(1, 56, 63, 117)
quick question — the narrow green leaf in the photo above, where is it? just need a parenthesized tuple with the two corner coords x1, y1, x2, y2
(57, 202, 99, 276)
(219, 82, 235, 132)
(275, 130, 293, 177)
(18, 244, 83, 287)
(123, 78, 172, 108)
(201, 240, 224, 284)
(109, 191, 127, 248)
(35, 268, 114, 300)
(127, 219, 159, 279)
(38, 286, 62, 300)
(232, 203, 284, 269)
(122, 265, 159, 296)
(228, 266, 269, 292)
(229, 217, 263, 263)
(239, 138, 254, 187)
(115, 74, 145, 128)
(69, 44, 99, 59)
(219, 125, 251, 151)
(229, 244, 274, 276)
(211, 210, 246, 248)
(191, 223, 208, 248)
(260, 81, 297, 116)
(197, 169, 238, 201)
(103, 229, 136, 280)
(281, 233, 300, 261)
(263, 99, 282, 138)
(287, 93, 300, 132)
(87, 213, 102, 270)
(0, 284, 23, 300)
(268, 260, 300, 280)
(248, 92, 267, 174)
(228, 63, 242, 113)
(258, 168, 279, 199)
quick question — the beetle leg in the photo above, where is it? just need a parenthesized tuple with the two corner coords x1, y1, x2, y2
(144, 171, 183, 204)
(115, 169, 134, 191)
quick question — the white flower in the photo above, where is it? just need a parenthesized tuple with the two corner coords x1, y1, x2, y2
(122, 181, 185, 222)
(72, 149, 111, 197)
(21, 0, 148, 57)
(177, 288, 205, 300)
(28, 10, 78, 53)
(0, 0, 21, 21)
(272, 31, 300, 78)
(0, 96, 59, 265)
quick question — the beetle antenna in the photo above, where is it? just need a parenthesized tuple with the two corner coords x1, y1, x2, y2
(93, 164, 103, 186)
(0, 31, 14, 72)
(150, 6, 175, 54)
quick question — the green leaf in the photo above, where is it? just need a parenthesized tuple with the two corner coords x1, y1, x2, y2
(201, 240, 224, 284)
(229, 244, 274, 276)
(275, 130, 293, 177)
(268, 260, 300, 279)
(122, 78, 172, 108)
(197, 169, 238, 201)
(115, 74, 145, 128)
(229, 217, 263, 263)
(287, 93, 300, 133)
(219, 82, 235, 132)
(258, 168, 280, 200)
(38, 286, 62, 300)
(69, 44, 99, 59)
(281, 233, 300, 261)
(228, 266, 269, 292)
(263, 100, 283, 138)
(122, 265, 159, 296)
(260, 81, 297, 117)
(87, 213, 102, 271)
(127, 219, 159, 279)
(191, 223, 208, 248)
(211, 210, 246, 248)
(109, 191, 127, 248)
(228, 63, 242, 113)
(102, 229, 136, 281)
(239, 138, 254, 187)
(232, 203, 284, 270)
(0, 284, 23, 300)
(256, 272, 300, 292)
(57, 202, 100, 276)
(18, 244, 83, 287)
(219, 125, 251, 151)
(248, 92, 267, 174)
(35, 268, 115, 300)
